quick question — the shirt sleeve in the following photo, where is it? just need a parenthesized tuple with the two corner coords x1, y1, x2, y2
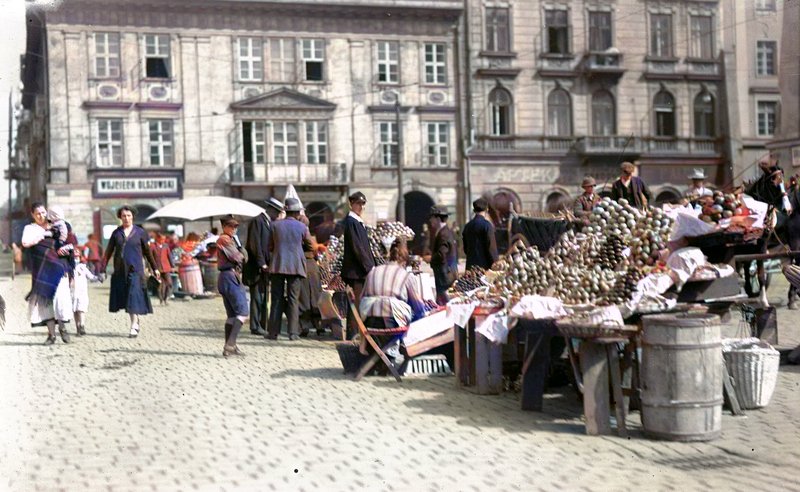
(21, 225, 45, 248)
(405, 274, 427, 322)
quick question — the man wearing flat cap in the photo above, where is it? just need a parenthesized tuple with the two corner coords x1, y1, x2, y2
(611, 161, 651, 210)
(426, 205, 457, 305)
(216, 215, 249, 356)
(341, 191, 375, 337)
(462, 197, 498, 271)
(573, 176, 601, 226)
(243, 197, 283, 336)
(267, 197, 314, 341)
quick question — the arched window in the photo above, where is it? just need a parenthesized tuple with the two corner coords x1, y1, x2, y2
(591, 90, 616, 136)
(489, 87, 512, 136)
(654, 90, 676, 136)
(547, 88, 572, 136)
(694, 91, 715, 137)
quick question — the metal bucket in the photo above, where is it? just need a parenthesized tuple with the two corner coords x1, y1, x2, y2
(641, 312, 723, 442)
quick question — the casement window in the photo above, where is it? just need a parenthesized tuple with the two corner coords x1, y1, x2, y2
(424, 43, 446, 85)
(237, 37, 263, 81)
(242, 121, 266, 164)
(273, 122, 299, 164)
(591, 90, 616, 136)
(693, 92, 716, 137)
(756, 0, 777, 12)
(377, 41, 399, 84)
(144, 34, 170, 78)
(94, 119, 123, 167)
(650, 14, 673, 58)
(379, 122, 399, 167)
(94, 32, 120, 78)
(588, 12, 612, 52)
(690, 15, 714, 59)
(426, 122, 449, 166)
(306, 121, 328, 164)
(148, 120, 173, 166)
(485, 8, 510, 52)
(269, 38, 296, 82)
(757, 101, 778, 137)
(547, 88, 572, 136)
(756, 41, 777, 76)
(301, 39, 324, 82)
(654, 91, 676, 137)
(489, 88, 512, 136)
(545, 10, 570, 55)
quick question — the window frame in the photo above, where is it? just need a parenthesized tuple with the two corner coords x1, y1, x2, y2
(306, 121, 328, 165)
(424, 43, 447, 85)
(94, 118, 124, 167)
(268, 38, 296, 83)
(591, 90, 616, 136)
(689, 15, 714, 60)
(547, 88, 573, 137)
(756, 100, 778, 137)
(378, 121, 399, 167)
(755, 0, 777, 12)
(544, 9, 571, 56)
(143, 34, 171, 79)
(756, 40, 777, 76)
(148, 119, 174, 167)
(301, 39, 325, 82)
(650, 13, 673, 58)
(237, 37, 264, 82)
(653, 90, 677, 137)
(376, 41, 400, 84)
(489, 88, 512, 136)
(425, 122, 450, 167)
(587, 11, 613, 52)
(485, 7, 511, 52)
(94, 32, 121, 79)
(272, 121, 299, 164)
(693, 92, 716, 138)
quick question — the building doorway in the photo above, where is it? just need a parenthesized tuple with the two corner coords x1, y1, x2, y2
(401, 191, 435, 255)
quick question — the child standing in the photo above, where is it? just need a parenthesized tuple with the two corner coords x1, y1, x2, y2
(72, 249, 99, 336)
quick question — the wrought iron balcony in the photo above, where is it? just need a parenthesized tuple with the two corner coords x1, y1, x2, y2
(473, 135, 577, 153)
(576, 135, 640, 155)
(228, 162, 348, 185)
(582, 52, 625, 80)
(641, 137, 722, 155)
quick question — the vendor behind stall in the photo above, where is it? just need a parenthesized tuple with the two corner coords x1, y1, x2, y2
(573, 176, 601, 227)
(684, 169, 713, 200)
(424, 205, 457, 305)
(462, 197, 499, 271)
(611, 162, 651, 210)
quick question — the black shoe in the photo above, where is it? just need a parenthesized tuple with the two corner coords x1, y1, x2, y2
(77, 325, 86, 336)
(288, 334, 300, 341)
(59, 327, 70, 344)
(265, 334, 278, 340)
(299, 330, 309, 338)
(44, 335, 56, 345)
(251, 328, 267, 336)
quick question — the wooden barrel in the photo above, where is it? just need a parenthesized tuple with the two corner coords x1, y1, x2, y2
(641, 312, 723, 442)
(178, 262, 203, 295)
(201, 261, 218, 292)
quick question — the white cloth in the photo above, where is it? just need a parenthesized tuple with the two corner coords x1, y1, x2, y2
(72, 263, 98, 313)
(402, 309, 453, 347)
(475, 312, 509, 344)
(666, 247, 707, 291)
(684, 186, 713, 198)
(510, 295, 567, 320)
(447, 301, 477, 328)
(21, 223, 47, 248)
(29, 275, 72, 325)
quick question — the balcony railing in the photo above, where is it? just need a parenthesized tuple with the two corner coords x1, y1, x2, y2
(229, 162, 347, 185)
(576, 135, 640, 155)
(474, 135, 577, 153)
(475, 135, 721, 157)
(641, 137, 722, 155)
(582, 52, 625, 79)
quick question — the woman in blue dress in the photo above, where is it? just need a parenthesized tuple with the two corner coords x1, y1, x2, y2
(102, 206, 160, 337)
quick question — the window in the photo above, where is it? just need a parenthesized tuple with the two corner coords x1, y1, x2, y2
(650, 14, 673, 58)
(301, 39, 324, 82)
(377, 41, 399, 84)
(545, 10, 570, 55)
(144, 34, 170, 78)
(306, 121, 328, 164)
(485, 8, 510, 52)
(757, 101, 778, 137)
(426, 122, 449, 166)
(94, 32, 120, 78)
(94, 119, 123, 167)
(654, 91, 676, 137)
(591, 90, 616, 136)
(237, 37, 263, 81)
(756, 0, 777, 12)
(379, 122, 398, 167)
(241, 121, 265, 181)
(693, 92, 715, 137)
(424, 43, 446, 85)
(547, 88, 572, 136)
(588, 12, 612, 52)
(756, 41, 777, 76)
(148, 120, 174, 166)
(273, 122, 299, 164)
(690, 15, 714, 59)
(269, 38, 296, 82)
(489, 88, 512, 136)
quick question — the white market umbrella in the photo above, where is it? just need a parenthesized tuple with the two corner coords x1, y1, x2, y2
(147, 196, 265, 221)
(284, 184, 303, 208)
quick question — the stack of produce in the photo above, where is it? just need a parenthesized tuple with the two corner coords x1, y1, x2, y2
(453, 267, 488, 294)
(490, 198, 674, 306)
(695, 191, 748, 224)
(376, 221, 415, 240)
(366, 225, 387, 266)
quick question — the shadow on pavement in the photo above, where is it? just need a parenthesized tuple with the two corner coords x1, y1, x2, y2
(270, 367, 348, 379)
(96, 347, 222, 358)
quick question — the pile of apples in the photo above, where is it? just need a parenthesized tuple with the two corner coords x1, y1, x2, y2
(697, 191, 748, 224)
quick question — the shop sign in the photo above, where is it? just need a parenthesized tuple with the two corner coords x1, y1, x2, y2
(93, 172, 183, 199)
(792, 147, 800, 167)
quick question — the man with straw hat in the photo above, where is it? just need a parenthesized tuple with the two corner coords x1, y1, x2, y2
(573, 176, 601, 226)
(684, 169, 713, 199)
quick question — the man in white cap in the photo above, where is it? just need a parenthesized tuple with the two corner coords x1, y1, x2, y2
(684, 169, 713, 199)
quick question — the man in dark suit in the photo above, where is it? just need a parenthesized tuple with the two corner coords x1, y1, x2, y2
(611, 161, 651, 210)
(425, 205, 458, 305)
(243, 197, 283, 336)
(462, 198, 498, 271)
(341, 191, 375, 338)
(267, 198, 314, 341)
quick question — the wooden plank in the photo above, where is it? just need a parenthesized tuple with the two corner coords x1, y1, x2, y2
(520, 329, 550, 411)
(474, 333, 503, 395)
(487, 336, 504, 394)
(606, 344, 628, 438)
(404, 329, 453, 358)
(722, 358, 745, 416)
(468, 318, 477, 387)
(453, 325, 468, 387)
(580, 340, 612, 436)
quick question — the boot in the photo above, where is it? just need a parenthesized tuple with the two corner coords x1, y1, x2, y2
(77, 324, 86, 336)
(224, 323, 232, 343)
(44, 324, 57, 345)
(227, 319, 243, 349)
(58, 324, 70, 344)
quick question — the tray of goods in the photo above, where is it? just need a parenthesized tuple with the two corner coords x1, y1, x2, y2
(555, 321, 638, 339)
(452, 267, 488, 294)
(693, 191, 749, 225)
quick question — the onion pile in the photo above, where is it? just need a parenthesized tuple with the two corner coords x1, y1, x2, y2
(377, 221, 415, 239)
(366, 226, 387, 266)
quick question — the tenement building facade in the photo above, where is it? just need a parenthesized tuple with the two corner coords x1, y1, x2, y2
(20, 0, 464, 240)
(463, 0, 731, 219)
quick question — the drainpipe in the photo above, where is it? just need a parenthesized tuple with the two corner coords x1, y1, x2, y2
(458, 1, 474, 223)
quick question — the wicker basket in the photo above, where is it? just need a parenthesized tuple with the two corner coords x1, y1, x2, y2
(723, 346, 780, 409)
(556, 321, 638, 339)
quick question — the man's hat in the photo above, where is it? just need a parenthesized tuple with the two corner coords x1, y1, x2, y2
(620, 161, 636, 173)
(284, 197, 303, 212)
(348, 191, 367, 204)
(581, 176, 597, 187)
(264, 197, 284, 212)
(429, 205, 449, 218)
(472, 197, 489, 212)
(220, 214, 239, 227)
(688, 169, 707, 180)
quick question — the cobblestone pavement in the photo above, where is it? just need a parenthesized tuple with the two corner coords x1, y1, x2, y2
(1, 276, 798, 492)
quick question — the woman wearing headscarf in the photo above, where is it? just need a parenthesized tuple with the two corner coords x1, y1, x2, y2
(21, 202, 74, 344)
(102, 205, 160, 338)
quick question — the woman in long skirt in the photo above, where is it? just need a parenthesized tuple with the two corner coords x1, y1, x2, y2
(102, 205, 160, 337)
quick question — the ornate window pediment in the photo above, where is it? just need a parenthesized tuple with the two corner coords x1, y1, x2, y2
(229, 87, 336, 116)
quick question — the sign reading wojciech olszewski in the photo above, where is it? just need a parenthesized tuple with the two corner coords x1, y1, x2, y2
(93, 172, 183, 199)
